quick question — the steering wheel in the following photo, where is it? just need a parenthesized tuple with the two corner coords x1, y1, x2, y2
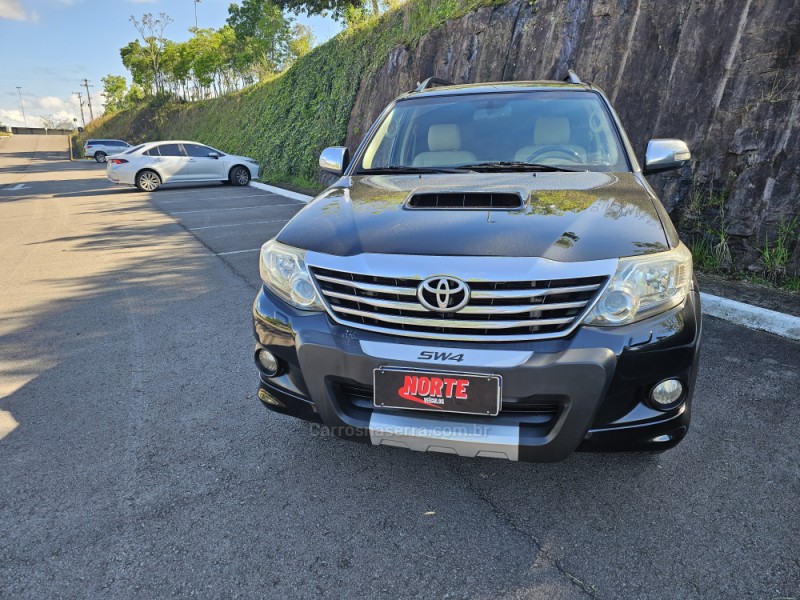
(525, 145, 583, 163)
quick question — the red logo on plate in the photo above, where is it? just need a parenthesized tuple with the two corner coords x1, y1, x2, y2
(397, 375, 469, 409)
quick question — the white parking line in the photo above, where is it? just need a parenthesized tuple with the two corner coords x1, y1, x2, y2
(156, 192, 274, 204)
(171, 203, 299, 215)
(188, 219, 287, 231)
(217, 248, 261, 256)
(701, 293, 800, 341)
(249, 181, 314, 203)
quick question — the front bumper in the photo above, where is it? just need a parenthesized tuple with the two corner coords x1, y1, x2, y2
(252, 285, 702, 462)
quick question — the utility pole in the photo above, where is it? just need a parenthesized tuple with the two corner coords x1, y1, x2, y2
(81, 79, 94, 122)
(16, 86, 27, 127)
(194, 0, 201, 28)
(73, 92, 86, 128)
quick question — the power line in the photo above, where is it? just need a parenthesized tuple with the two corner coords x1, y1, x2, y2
(81, 79, 94, 122)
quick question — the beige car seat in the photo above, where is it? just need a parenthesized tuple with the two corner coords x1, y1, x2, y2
(413, 124, 477, 167)
(515, 117, 587, 163)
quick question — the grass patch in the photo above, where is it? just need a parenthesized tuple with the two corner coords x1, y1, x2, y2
(687, 176, 799, 293)
(758, 216, 798, 283)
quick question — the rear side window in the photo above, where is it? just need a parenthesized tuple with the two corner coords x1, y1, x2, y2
(158, 143, 186, 157)
(144, 146, 161, 157)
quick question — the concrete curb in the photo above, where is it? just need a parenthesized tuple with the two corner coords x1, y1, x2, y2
(249, 181, 313, 203)
(247, 181, 800, 342)
(700, 292, 800, 341)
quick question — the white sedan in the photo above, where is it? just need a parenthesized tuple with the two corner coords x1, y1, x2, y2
(106, 140, 261, 191)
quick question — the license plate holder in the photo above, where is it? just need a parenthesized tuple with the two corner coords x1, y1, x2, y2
(373, 367, 501, 416)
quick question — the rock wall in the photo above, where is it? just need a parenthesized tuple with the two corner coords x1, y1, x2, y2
(345, 0, 800, 273)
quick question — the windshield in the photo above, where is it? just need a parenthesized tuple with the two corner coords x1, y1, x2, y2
(357, 91, 630, 173)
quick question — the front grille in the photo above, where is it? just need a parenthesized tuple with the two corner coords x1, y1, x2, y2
(311, 266, 608, 342)
(406, 192, 523, 210)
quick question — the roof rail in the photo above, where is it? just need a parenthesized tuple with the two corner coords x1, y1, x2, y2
(415, 77, 454, 92)
(563, 70, 582, 85)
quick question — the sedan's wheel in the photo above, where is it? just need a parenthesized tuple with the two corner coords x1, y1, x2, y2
(136, 170, 161, 192)
(230, 166, 250, 186)
(95, 152, 107, 163)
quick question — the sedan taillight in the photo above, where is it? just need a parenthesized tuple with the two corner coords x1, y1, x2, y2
(108, 159, 128, 165)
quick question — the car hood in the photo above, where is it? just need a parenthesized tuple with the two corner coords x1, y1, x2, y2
(277, 172, 670, 261)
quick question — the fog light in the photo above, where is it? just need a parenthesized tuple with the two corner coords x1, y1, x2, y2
(256, 349, 279, 376)
(651, 379, 683, 408)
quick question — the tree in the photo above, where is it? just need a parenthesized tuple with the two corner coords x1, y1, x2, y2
(287, 23, 314, 62)
(227, 1, 295, 79)
(124, 84, 146, 107)
(40, 115, 75, 130)
(121, 39, 156, 93)
(129, 12, 174, 95)
(272, 0, 368, 19)
(101, 75, 128, 113)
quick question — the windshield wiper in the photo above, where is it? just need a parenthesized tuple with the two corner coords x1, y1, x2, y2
(457, 161, 586, 173)
(357, 165, 472, 175)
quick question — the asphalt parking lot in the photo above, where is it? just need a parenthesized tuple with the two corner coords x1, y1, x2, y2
(1, 135, 798, 599)
(148, 184, 304, 286)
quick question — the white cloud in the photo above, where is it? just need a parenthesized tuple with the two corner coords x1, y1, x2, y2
(0, 94, 88, 128)
(38, 96, 68, 111)
(0, 109, 29, 127)
(0, 0, 27, 20)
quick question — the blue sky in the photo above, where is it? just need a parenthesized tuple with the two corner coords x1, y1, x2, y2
(0, 0, 342, 127)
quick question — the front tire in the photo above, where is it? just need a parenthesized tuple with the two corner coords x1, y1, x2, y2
(94, 152, 107, 163)
(136, 170, 161, 192)
(229, 166, 250, 186)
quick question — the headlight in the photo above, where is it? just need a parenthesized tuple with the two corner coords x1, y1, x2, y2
(584, 243, 692, 326)
(259, 240, 323, 311)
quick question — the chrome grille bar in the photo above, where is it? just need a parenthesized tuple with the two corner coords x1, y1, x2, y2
(314, 273, 417, 296)
(470, 283, 602, 299)
(330, 306, 574, 329)
(323, 289, 588, 314)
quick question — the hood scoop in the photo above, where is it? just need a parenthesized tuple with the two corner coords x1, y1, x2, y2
(405, 191, 524, 210)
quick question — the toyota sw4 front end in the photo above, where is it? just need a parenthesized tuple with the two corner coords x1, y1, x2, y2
(251, 75, 702, 462)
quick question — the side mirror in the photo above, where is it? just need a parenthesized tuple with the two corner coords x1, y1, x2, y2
(208, 152, 221, 159)
(643, 139, 691, 175)
(319, 147, 349, 175)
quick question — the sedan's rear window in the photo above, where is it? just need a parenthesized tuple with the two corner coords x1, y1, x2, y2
(124, 144, 145, 154)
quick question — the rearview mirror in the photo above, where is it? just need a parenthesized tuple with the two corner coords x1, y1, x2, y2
(643, 139, 691, 175)
(208, 152, 221, 159)
(319, 147, 349, 175)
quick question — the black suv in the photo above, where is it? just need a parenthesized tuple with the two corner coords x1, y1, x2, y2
(251, 73, 702, 462)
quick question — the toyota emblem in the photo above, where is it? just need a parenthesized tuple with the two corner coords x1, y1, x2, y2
(417, 276, 470, 313)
